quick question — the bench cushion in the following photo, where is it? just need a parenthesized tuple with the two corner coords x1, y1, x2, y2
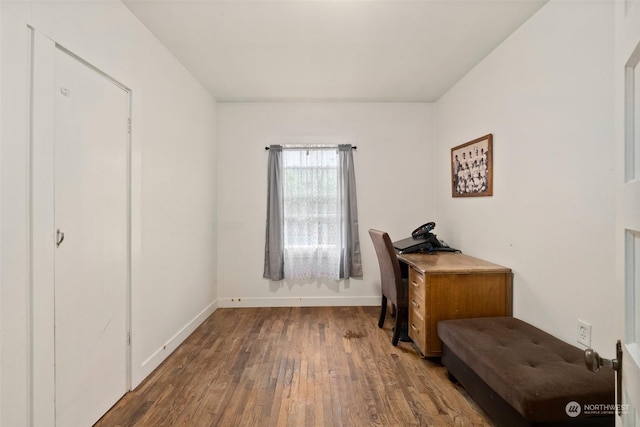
(438, 317, 614, 422)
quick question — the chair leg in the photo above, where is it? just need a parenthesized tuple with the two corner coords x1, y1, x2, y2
(378, 296, 387, 328)
(392, 306, 408, 346)
(391, 318, 401, 346)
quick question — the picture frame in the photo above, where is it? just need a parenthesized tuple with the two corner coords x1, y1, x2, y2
(451, 134, 493, 197)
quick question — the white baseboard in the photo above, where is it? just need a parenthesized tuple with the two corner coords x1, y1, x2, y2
(218, 296, 380, 308)
(136, 299, 219, 385)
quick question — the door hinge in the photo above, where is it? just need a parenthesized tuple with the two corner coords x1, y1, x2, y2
(127, 118, 131, 134)
(127, 332, 131, 346)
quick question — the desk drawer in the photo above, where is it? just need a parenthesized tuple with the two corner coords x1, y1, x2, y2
(410, 292, 425, 315)
(409, 268, 426, 300)
(409, 307, 426, 353)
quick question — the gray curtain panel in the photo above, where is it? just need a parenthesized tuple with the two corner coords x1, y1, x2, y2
(338, 145, 363, 278)
(263, 145, 284, 280)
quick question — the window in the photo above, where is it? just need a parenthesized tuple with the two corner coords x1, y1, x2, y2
(263, 145, 362, 281)
(282, 148, 340, 279)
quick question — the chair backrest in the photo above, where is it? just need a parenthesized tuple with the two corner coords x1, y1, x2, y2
(368, 229, 404, 304)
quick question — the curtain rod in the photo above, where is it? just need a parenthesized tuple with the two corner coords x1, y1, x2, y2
(264, 145, 357, 150)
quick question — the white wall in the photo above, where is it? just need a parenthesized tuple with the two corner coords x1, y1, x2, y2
(1, 8, 33, 426)
(0, 2, 218, 425)
(217, 103, 434, 306)
(434, 0, 616, 353)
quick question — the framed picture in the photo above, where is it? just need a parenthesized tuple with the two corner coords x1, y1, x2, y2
(451, 134, 493, 197)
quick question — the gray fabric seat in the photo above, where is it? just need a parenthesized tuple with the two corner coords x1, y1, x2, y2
(438, 317, 615, 426)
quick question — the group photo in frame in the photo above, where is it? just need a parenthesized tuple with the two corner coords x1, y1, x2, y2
(451, 134, 493, 197)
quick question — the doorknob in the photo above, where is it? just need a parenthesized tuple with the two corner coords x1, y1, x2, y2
(584, 340, 622, 415)
(584, 344, 620, 372)
(56, 229, 65, 247)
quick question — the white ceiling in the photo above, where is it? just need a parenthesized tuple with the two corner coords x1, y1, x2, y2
(123, 0, 547, 102)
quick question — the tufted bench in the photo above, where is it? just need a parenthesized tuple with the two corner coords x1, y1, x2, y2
(438, 317, 615, 426)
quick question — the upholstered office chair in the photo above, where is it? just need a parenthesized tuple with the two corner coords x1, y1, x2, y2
(368, 229, 409, 346)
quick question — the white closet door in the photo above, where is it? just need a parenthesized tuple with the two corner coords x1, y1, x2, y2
(53, 47, 129, 427)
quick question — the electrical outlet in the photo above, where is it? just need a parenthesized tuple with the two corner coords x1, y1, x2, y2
(577, 319, 592, 347)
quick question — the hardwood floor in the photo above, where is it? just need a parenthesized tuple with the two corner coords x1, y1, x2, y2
(95, 306, 493, 426)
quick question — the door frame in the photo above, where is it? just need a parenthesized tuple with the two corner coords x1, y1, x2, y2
(615, 0, 640, 424)
(31, 32, 134, 425)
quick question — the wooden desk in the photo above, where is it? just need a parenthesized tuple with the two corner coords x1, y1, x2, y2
(397, 251, 512, 357)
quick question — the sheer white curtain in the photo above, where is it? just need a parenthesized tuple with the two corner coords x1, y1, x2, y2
(263, 145, 362, 281)
(282, 148, 341, 279)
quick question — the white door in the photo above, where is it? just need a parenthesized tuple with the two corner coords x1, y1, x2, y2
(617, 1, 640, 425)
(53, 47, 129, 427)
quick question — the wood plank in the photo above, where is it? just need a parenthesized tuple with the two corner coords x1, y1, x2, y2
(398, 252, 511, 274)
(95, 306, 493, 426)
